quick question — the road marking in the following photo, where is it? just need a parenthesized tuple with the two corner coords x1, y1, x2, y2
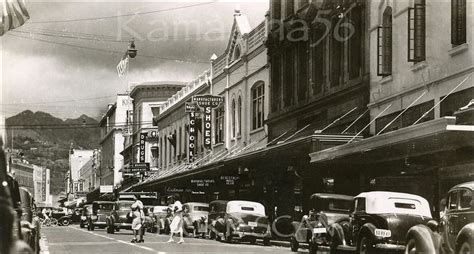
(69, 226, 161, 253)
(39, 234, 50, 254)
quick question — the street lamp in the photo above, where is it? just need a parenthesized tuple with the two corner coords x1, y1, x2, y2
(127, 40, 138, 59)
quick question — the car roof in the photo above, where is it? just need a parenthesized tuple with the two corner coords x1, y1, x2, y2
(93, 201, 114, 204)
(356, 191, 425, 200)
(209, 200, 228, 205)
(311, 193, 353, 200)
(184, 202, 209, 206)
(451, 181, 474, 191)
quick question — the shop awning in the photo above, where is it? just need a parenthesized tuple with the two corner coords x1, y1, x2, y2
(310, 117, 474, 165)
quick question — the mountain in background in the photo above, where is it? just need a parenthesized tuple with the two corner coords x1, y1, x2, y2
(6, 110, 101, 195)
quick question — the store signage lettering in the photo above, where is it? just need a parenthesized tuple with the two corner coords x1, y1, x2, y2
(123, 163, 150, 173)
(188, 112, 196, 163)
(191, 179, 215, 187)
(148, 130, 158, 138)
(139, 133, 148, 163)
(192, 95, 224, 150)
(220, 175, 239, 185)
(185, 102, 197, 113)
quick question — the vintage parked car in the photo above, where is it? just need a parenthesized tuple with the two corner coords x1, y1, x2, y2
(106, 200, 154, 234)
(19, 187, 40, 254)
(0, 143, 33, 253)
(405, 181, 474, 254)
(183, 202, 209, 237)
(80, 204, 92, 228)
(329, 191, 433, 254)
(290, 193, 353, 254)
(212, 200, 271, 245)
(88, 201, 114, 231)
(208, 200, 228, 239)
(148, 205, 172, 234)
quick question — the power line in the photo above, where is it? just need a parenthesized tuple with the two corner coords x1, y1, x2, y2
(7, 33, 209, 64)
(1, 95, 116, 106)
(11, 30, 129, 43)
(29, 2, 217, 24)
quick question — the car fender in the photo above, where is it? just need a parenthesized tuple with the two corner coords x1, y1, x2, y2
(406, 224, 440, 253)
(328, 222, 346, 246)
(359, 223, 377, 239)
(456, 223, 474, 251)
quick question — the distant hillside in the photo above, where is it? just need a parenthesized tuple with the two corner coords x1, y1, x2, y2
(6, 110, 100, 194)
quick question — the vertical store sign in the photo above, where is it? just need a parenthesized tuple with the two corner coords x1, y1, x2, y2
(41, 168, 46, 201)
(192, 95, 224, 150)
(139, 133, 148, 163)
(188, 112, 196, 163)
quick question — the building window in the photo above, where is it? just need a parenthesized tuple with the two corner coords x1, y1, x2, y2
(231, 99, 236, 138)
(232, 45, 241, 62)
(377, 6, 392, 76)
(271, 54, 282, 112)
(297, 41, 309, 101)
(252, 82, 265, 130)
(238, 96, 242, 136)
(311, 26, 325, 95)
(452, 0, 467, 46)
(215, 106, 224, 144)
(408, 0, 426, 62)
(348, 4, 363, 79)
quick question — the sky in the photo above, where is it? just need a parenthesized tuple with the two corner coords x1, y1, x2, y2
(1, 0, 269, 120)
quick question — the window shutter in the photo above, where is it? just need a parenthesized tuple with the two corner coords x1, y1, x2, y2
(377, 26, 384, 76)
(452, 0, 467, 46)
(408, 4, 426, 62)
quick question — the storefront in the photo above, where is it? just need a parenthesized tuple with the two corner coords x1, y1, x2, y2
(309, 116, 474, 218)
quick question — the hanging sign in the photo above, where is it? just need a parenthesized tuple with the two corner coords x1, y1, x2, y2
(139, 133, 148, 163)
(188, 111, 197, 163)
(192, 95, 224, 150)
(185, 102, 197, 113)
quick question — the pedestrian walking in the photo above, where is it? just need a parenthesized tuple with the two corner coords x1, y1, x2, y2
(167, 194, 184, 244)
(130, 195, 145, 243)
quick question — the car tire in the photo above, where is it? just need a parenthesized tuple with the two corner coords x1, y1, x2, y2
(358, 235, 374, 254)
(263, 237, 271, 246)
(458, 239, 473, 254)
(90, 225, 95, 231)
(249, 237, 257, 245)
(208, 229, 216, 240)
(309, 240, 318, 254)
(61, 219, 70, 226)
(115, 227, 120, 232)
(290, 236, 299, 252)
(80, 222, 85, 228)
(405, 238, 417, 254)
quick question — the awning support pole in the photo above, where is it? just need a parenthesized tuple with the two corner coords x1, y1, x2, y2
(348, 104, 393, 143)
(412, 73, 472, 126)
(317, 107, 358, 133)
(342, 108, 369, 134)
(281, 124, 311, 143)
(377, 90, 427, 135)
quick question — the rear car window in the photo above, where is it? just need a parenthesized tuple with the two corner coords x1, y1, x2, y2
(460, 190, 472, 209)
(194, 206, 209, 212)
(394, 202, 416, 209)
(241, 207, 254, 211)
(328, 199, 352, 212)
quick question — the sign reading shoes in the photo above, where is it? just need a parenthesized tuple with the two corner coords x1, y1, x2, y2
(192, 95, 224, 150)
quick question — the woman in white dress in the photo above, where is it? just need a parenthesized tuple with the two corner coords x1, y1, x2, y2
(167, 194, 184, 244)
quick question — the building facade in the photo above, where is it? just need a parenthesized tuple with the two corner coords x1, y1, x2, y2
(11, 160, 34, 194)
(68, 149, 94, 195)
(310, 0, 474, 218)
(33, 165, 52, 207)
(79, 149, 100, 192)
(98, 94, 132, 187)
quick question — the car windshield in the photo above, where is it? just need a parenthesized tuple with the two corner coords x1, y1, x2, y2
(118, 202, 133, 211)
(94, 203, 113, 211)
(313, 198, 352, 212)
(193, 206, 209, 212)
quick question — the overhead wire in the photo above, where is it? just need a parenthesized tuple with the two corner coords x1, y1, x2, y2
(29, 1, 218, 24)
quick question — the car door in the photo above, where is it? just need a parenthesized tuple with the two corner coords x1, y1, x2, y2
(351, 198, 366, 245)
(445, 190, 459, 248)
(457, 189, 473, 233)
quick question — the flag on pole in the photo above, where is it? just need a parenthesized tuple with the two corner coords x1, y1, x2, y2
(116, 52, 129, 78)
(0, 0, 30, 36)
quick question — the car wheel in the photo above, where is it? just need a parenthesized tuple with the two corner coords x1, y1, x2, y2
(309, 240, 318, 254)
(208, 229, 216, 240)
(249, 237, 257, 245)
(224, 232, 233, 243)
(80, 222, 85, 228)
(405, 238, 417, 254)
(290, 236, 299, 252)
(263, 237, 271, 246)
(61, 219, 70, 226)
(358, 235, 374, 254)
(90, 225, 95, 231)
(115, 227, 120, 232)
(458, 240, 472, 254)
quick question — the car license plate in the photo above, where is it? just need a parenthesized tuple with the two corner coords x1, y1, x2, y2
(313, 227, 326, 234)
(374, 229, 391, 238)
(248, 222, 258, 227)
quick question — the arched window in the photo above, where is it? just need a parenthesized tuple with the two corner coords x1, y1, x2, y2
(231, 99, 236, 138)
(377, 6, 392, 76)
(214, 106, 225, 144)
(252, 82, 265, 130)
(237, 96, 242, 136)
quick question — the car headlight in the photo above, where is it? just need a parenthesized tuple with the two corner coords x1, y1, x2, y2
(91, 215, 98, 219)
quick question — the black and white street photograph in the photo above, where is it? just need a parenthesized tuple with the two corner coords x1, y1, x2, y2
(0, 0, 473, 253)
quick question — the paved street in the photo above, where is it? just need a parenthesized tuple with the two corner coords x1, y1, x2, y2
(40, 225, 320, 254)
